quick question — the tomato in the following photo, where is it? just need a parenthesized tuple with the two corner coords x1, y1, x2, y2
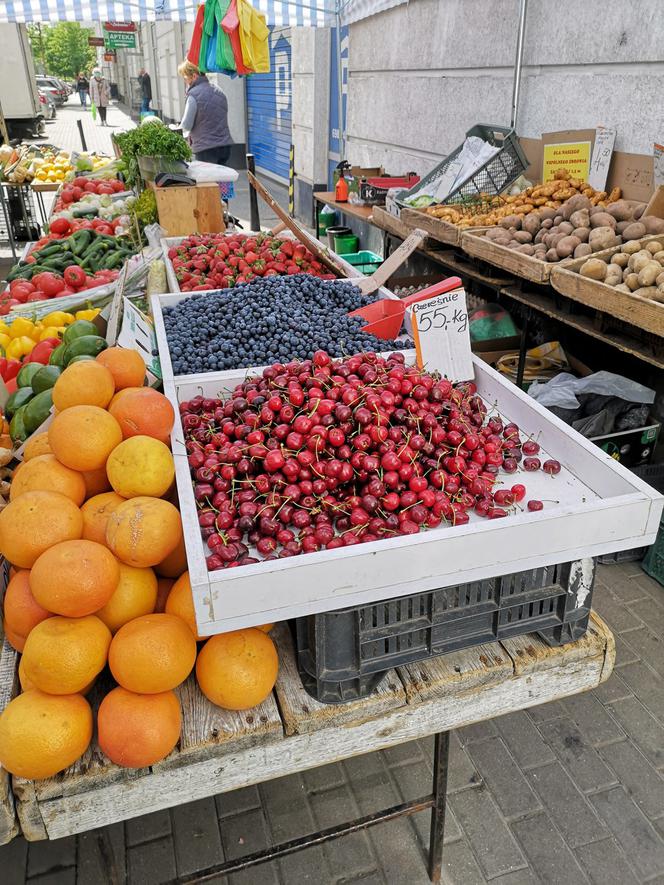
(64, 266, 87, 289)
(49, 217, 72, 236)
(32, 272, 65, 298)
(60, 188, 75, 204)
(73, 177, 89, 189)
(4, 359, 21, 381)
(9, 278, 35, 295)
(26, 291, 50, 302)
(97, 184, 115, 195)
(111, 180, 125, 192)
(84, 181, 98, 193)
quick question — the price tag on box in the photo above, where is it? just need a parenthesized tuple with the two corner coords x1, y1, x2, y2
(410, 286, 474, 381)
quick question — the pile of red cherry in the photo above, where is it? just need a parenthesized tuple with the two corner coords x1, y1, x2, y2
(181, 351, 561, 572)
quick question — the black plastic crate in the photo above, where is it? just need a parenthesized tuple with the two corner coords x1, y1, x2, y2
(597, 464, 664, 565)
(295, 559, 595, 704)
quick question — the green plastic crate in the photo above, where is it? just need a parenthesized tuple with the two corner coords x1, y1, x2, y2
(342, 250, 383, 275)
(639, 464, 664, 586)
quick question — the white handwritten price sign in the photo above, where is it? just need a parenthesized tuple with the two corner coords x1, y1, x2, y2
(587, 127, 616, 191)
(410, 287, 474, 381)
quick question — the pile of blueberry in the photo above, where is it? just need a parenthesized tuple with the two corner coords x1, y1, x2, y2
(162, 274, 412, 375)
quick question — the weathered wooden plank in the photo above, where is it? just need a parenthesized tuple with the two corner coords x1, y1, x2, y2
(0, 636, 19, 845)
(501, 610, 608, 676)
(462, 230, 574, 284)
(272, 623, 406, 736)
(398, 641, 512, 704)
(19, 617, 612, 841)
(550, 237, 664, 337)
(13, 778, 47, 841)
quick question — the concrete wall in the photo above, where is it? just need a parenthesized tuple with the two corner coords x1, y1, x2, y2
(292, 28, 330, 222)
(345, 0, 663, 174)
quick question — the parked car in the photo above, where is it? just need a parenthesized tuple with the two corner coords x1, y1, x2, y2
(38, 89, 56, 120)
(36, 76, 68, 105)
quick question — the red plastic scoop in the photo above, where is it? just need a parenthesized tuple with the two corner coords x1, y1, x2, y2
(348, 277, 463, 340)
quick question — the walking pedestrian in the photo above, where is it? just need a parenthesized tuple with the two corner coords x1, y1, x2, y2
(89, 70, 110, 126)
(76, 72, 89, 108)
(177, 61, 233, 166)
(138, 68, 152, 115)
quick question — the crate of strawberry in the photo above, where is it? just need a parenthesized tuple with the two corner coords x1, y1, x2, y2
(165, 232, 335, 292)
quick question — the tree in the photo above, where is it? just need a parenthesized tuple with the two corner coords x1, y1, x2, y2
(28, 22, 97, 81)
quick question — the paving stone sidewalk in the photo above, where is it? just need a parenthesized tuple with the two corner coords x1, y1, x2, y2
(3, 560, 664, 884)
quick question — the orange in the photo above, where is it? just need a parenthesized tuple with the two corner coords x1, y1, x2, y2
(106, 436, 174, 499)
(30, 540, 120, 617)
(18, 656, 35, 691)
(52, 360, 115, 411)
(3, 569, 52, 639)
(81, 466, 112, 498)
(196, 629, 278, 711)
(97, 687, 181, 768)
(81, 491, 125, 545)
(155, 577, 174, 613)
(0, 490, 83, 568)
(48, 405, 123, 472)
(22, 615, 111, 695)
(9, 454, 86, 505)
(165, 572, 202, 640)
(155, 535, 187, 578)
(96, 563, 158, 633)
(5, 625, 27, 653)
(97, 347, 146, 390)
(0, 690, 92, 779)
(109, 387, 175, 444)
(109, 613, 196, 693)
(23, 432, 52, 461)
(106, 496, 182, 568)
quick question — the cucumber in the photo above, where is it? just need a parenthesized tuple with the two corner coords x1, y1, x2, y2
(9, 407, 28, 444)
(49, 343, 68, 367)
(31, 365, 62, 394)
(16, 362, 45, 389)
(22, 390, 53, 435)
(67, 355, 95, 364)
(5, 387, 34, 419)
(63, 319, 99, 344)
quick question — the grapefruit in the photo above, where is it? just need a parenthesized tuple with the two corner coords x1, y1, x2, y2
(155, 535, 187, 578)
(22, 615, 111, 695)
(52, 360, 115, 411)
(9, 453, 86, 506)
(196, 629, 278, 711)
(48, 405, 123, 472)
(81, 491, 125, 545)
(0, 490, 83, 568)
(96, 347, 146, 390)
(97, 687, 181, 768)
(3, 569, 52, 639)
(165, 572, 202, 640)
(106, 436, 174, 499)
(22, 432, 52, 461)
(109, 613, 196, 693)
(30, 539, 120, 617)
(105, 496, 182, 568)
(109, 387, 174, 444)
(96, 563, 158, 633)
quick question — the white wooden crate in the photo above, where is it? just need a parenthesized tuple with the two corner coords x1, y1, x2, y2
(148, 304, 664, 635)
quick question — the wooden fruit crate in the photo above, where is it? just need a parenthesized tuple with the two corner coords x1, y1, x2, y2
(460, 229, 575, 284)
(401, 207, 488, 247)
(155, 182, 225, 237)
(550, 235, 664, 337)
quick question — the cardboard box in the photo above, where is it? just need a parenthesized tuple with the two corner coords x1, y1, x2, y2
(333, 166, 383, 195)
(590, 422, 660, 468)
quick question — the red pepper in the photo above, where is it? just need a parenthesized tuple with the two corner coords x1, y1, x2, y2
(28, 338, 60, 365)
(4, 359, 21, 381)
(0, 358, 6, 379)
(3, 377, 17, 395)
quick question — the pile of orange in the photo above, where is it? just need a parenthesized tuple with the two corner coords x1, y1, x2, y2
(0, 347, 280, 782)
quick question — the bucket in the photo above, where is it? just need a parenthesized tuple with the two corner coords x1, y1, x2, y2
(326, 225, 351, 250)
(318, 207, 337, 239)
(334, 233, 359, 254)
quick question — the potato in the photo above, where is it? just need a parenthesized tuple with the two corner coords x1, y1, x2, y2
(512, 230, 533, 244)
(638, 262, 662, 287)
(521, 213, 540, 236)
(556, 221, 574, 235)
(579, 258, 607, 280)
(624, 272, 640, 291)
(611, 252, 629, 268)
(500, 214, 521, 230)
(642, 216, 664, 235)
(622, 222, 647, 241)
(570, 209, 590, 229)
(541, 218, 554, 229)
(614, 283, 632, 293)
(628, 251, 654, 273)
(633, 286, 660, 300)
(616, 220, 632, 235)
(533, 230, 546, 245)
(589, 212, 617, 230)
(588, 227, 620, 251)
(494, 236, 512, 247)
(553, 215, 564, 226)
(573, 243, 592, 259)
(561, 194, 591, 219)
(656, 271, 664, 286)
(573, 227, 590, 243)
(606, 200, 634, 222)
(589, 205, 607, 217)
(538, 207, 557, 220)
(622, 240, 642, 255)
(485, 228, 507, 241)
(633, 203, 647, 220)
(555, 235, 581, 258)
(606, 263, 623, 282)
(514, 243, 535, 255)
(545, 248, 559, 262)
(644, 240, 663, 255)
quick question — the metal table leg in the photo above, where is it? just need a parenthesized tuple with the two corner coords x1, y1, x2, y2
(0, 184, 18, 261)
(170, 729, 452, 884)
(516, 312, 530, 389)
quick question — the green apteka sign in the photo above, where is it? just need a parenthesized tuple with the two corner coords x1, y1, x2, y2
(105, 31, 136, 49)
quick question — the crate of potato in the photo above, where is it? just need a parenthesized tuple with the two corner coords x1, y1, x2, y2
(461, 188, 664, 284)
(400, 203, 492, 247)
(550, 235, 664, 337)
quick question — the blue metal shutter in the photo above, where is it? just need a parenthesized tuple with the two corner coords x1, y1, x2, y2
(246, 27, 292, 183)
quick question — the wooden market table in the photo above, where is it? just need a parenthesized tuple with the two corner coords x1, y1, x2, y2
(0, 614, 615, 882)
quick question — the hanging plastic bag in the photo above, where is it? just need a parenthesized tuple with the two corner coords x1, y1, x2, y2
(222, 0, 251, 74)
(187, 4, 205, 66)
(237, 0, 270, 73)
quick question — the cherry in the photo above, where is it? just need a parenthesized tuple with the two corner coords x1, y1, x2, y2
(527, 499, 544, 511)
(522, 440, 540, 455)
(523, 457, 541, 471)
(543, 459, 561, 475)
(511, 483, 526, 502)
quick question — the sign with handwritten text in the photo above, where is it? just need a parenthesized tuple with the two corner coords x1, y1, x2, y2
(410, 287, 473, 381)
(587, 128, 616, 191)
(654, 143, 664, 188)
(543, 141, 591, 183)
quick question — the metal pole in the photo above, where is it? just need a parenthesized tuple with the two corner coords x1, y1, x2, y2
(335, 3, 345, 162)
(76, 119, 88, 152)
(246, 153, 261, 231)
(428, 731, 450, 883)
(510, 0, 529, 130)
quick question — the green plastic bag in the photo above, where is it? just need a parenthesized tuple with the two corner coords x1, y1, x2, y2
(90, 101, 97, 121)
